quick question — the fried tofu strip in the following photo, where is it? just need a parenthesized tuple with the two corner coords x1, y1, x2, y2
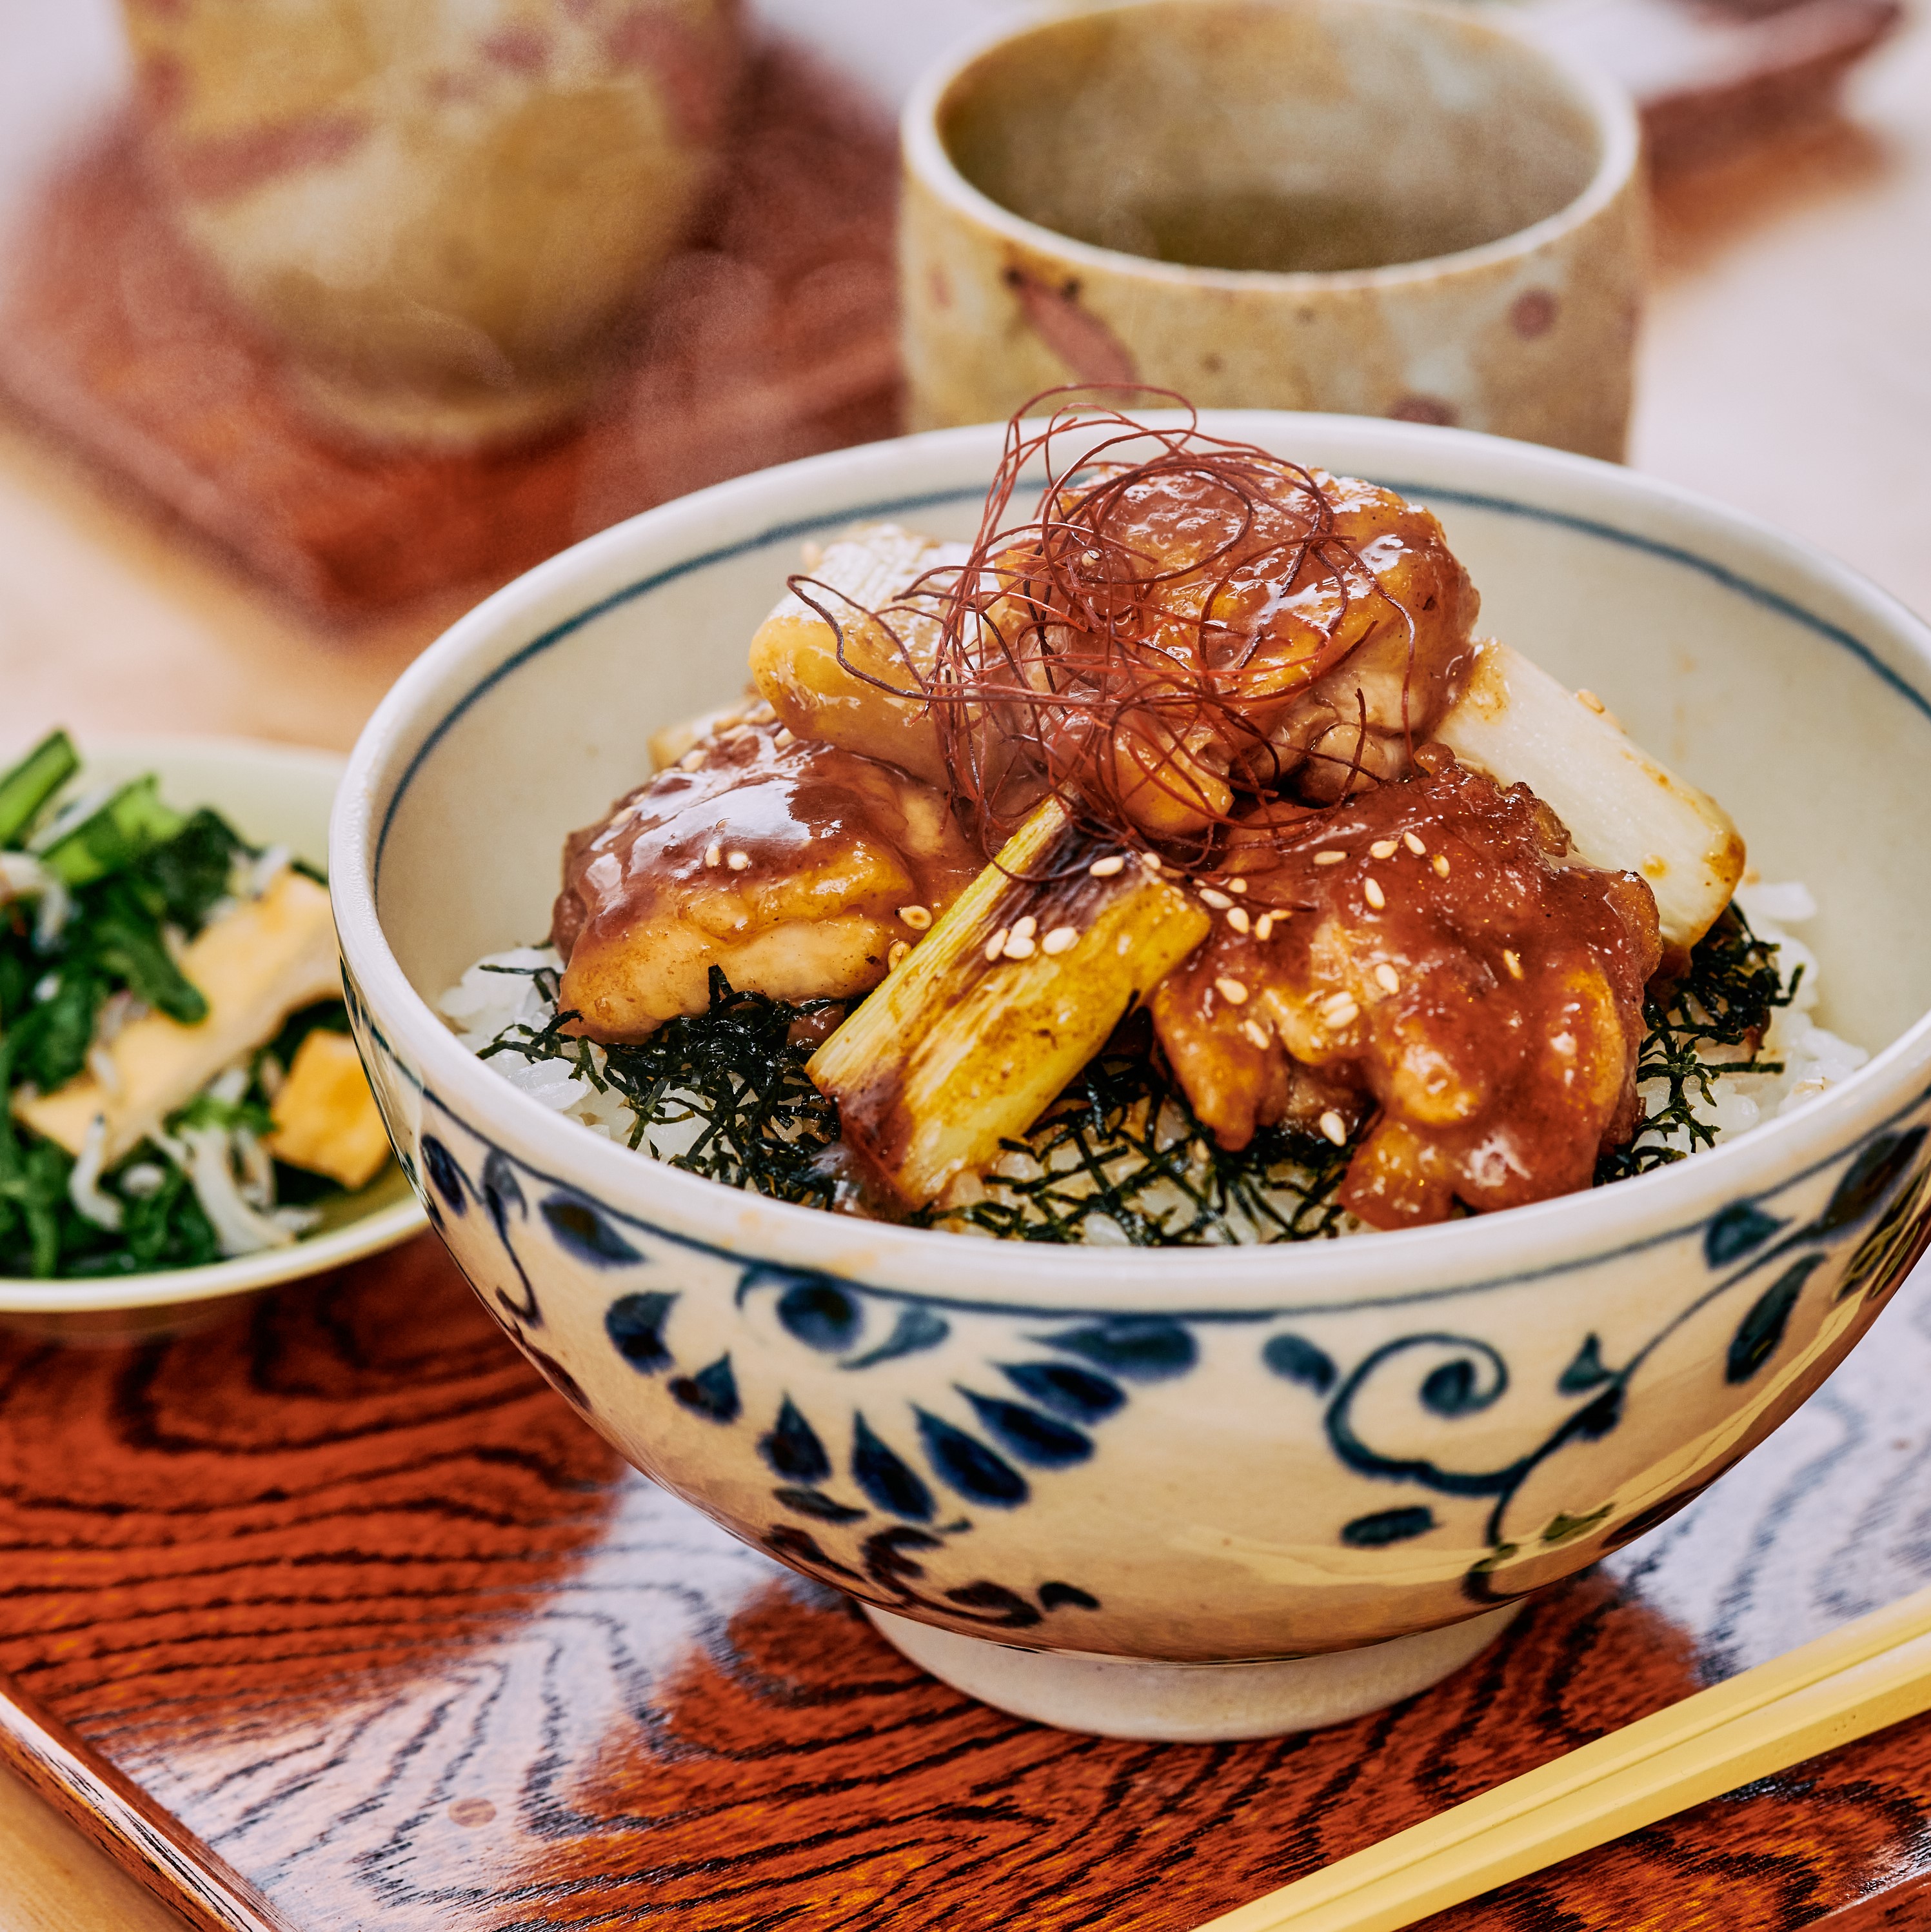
(15, 870, 342, 1165)
(1434, 640, 1744, 952)
(809, 799, 1211, 1206)
(264, 1028, 393, 1190)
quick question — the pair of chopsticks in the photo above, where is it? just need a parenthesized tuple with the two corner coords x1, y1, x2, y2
(1196, 1581, 1931, 1932)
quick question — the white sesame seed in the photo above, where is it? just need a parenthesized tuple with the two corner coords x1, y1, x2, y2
(1011, 914, 1038, 941)
(704, 842, 722, 868)
(1314, 850, 1346, 866)
(1226, 906, 1251, 935)
(1363, 877, 1387, 910)
(1214, 975, 1249, 1006)
(1089, 854, 1127, 877)
(1503, 948, 1524, 980)
(726, 850, 751, 871)
(1374, 962, 1400, 993)
(1577, 688, 1607, 715)
(679, 748, 706, 770)
(774, 726, 797, 749)
(715, 708, 744, 730)
(749, 700, 777, 723)
(1321, 993, 1360, 1029)
(1241, 1018, 1271, 1050)
(1432, 854, 1451, 878)
(1318, 1110, 1348, 1147)
(1004, 933, 1036, 959)
(1370, 839, 1399, 860)
(1228, 878, 1248, 894)
(1042, 925, 1079, 955)
(1254, 913, 1275, 941)
(1403, 832, 1427, 855)
(1140, 851, 1164, 871)
(898, 904, 933, 930)
(985, 928, 1009, 962)
(887, 939, 909, 969)
(1198, 888, 1234, 910)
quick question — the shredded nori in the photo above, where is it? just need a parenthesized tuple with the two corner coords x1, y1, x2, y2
(1596, 902, 1797, 1182)
(918, 1041, 1359, 1244)
(484, 970, 1357, 1243)
(476, 899, 1803, 1242)
(481, 964, 853, 1212)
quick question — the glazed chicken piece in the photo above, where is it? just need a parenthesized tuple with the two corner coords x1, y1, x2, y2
(1259, 470, 1481, 802)
(748, 524, 965, 793)
(971, 461, 1481, 835)
(742, 469, 1479, 849)
(551, 718, 982, 1041)
(1149, 745, 1662, 1228)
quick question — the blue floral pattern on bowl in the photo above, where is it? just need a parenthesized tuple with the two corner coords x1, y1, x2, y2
(349, 956, 1931, 1657)
(329, 414, 1931, 1687)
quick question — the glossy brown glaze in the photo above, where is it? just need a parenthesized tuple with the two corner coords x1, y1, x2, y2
(553, 717, 982, 1040)
(966, 459, 1480, 840)
(9, 1244, 1931, 1930)
(1151, 745, 1661, 1226)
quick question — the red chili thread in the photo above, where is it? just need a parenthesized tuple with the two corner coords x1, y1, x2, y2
(786, 386, 1419, 883)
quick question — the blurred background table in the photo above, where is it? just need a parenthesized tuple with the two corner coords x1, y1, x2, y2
(0, 3, 1928, 1928)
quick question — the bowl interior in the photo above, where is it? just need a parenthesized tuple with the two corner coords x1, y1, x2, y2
(935, 0, 1604, 275)
(0, 737, 424, 1322)
(369, 417, 1931, 1102)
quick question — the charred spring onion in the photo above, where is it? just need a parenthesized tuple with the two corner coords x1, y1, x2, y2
(806, 797, 1213, 1207)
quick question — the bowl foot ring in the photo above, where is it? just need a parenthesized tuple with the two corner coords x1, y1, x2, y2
(863, 1600, 1522, 1740)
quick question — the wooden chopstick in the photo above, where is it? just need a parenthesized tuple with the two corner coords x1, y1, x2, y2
(1194, 1582, 1931, 1932)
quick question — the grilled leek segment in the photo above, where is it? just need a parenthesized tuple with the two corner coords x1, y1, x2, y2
(808, 798, 1211, 1206)
(1434, 639, 1744, 952)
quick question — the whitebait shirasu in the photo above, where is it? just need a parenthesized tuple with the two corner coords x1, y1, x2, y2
(66, 1115, 124, 1232)
(0, 850, 71, 949)
(167, 1125, 319, 1257)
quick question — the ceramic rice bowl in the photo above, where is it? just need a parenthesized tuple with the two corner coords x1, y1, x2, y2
(331, 416, 1931, 1740)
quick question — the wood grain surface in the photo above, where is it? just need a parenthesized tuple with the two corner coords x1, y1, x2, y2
(0, 8, 1928, 1927)
(0, 1678, 292, 1932)
(0, 1774, 192, 1932)
(4, 1235, 1931, 1931)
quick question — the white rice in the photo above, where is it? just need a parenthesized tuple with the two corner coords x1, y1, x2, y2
(443, 883, 1865, 1240)
(439, 950, 646, 1146)
(1647, 879, 1865, 1150)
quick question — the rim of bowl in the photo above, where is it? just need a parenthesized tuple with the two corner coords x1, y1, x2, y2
(900, 0, 1642, 295)
(332, 413, 1931, 1314)
(0, 734, 426, 1315)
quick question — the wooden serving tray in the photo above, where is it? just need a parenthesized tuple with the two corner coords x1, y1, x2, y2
(5, 1237, 1931, 1931)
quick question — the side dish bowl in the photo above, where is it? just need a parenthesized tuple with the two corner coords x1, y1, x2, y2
(0, 739, 424, 1345)
(332, 417, 1931, 1738)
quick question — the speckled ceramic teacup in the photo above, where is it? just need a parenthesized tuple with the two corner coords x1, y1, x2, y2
(902, 0, 1643, 457)
(333, 415, 1931, 1741)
